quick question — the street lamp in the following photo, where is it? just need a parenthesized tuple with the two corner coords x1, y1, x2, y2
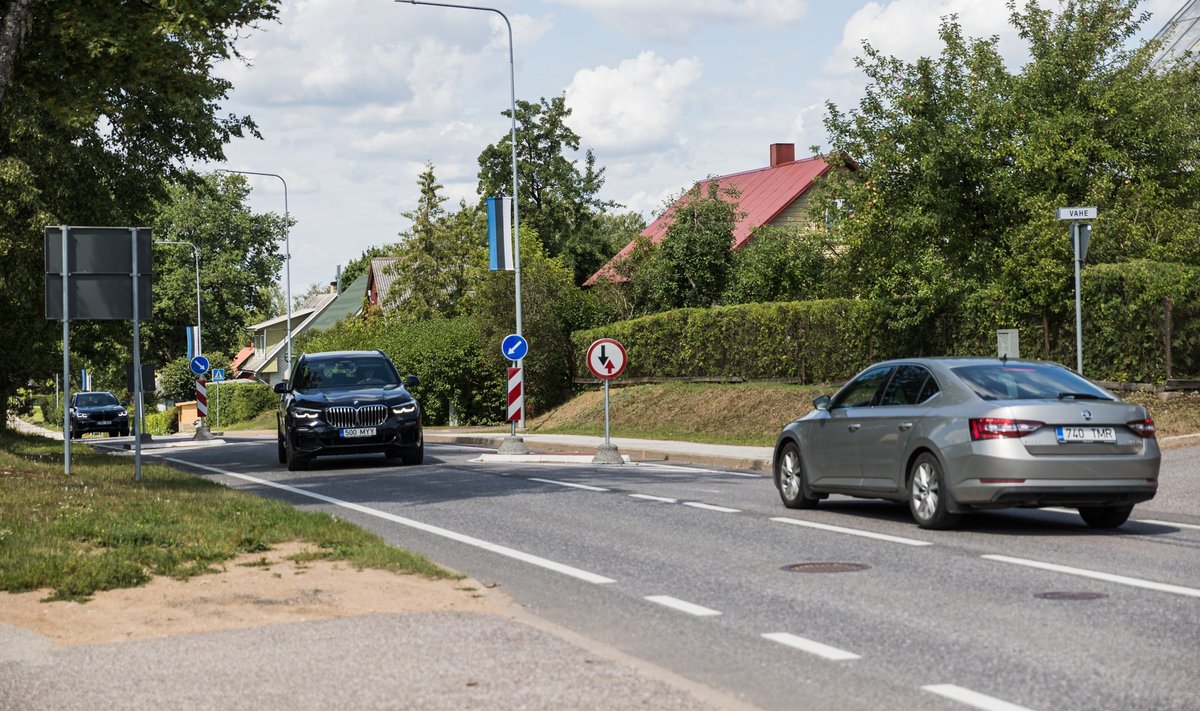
(216, 168, 292, 375)
(398, 0, 526, 432)
(155, 240, 202, 357)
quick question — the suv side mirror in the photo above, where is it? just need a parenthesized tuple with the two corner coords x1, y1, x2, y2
(273, 381, 289, 394)
(813, 395, 831, 411)
(404, 374, 420, 388)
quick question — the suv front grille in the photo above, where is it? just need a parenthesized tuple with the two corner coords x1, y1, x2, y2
(325, 405, 388, 428)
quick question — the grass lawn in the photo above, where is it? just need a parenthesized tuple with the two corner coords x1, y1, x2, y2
(0, 430, 456, 602)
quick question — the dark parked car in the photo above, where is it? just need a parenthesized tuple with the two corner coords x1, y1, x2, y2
(773, 358, 1160, 530)
(68, 391, 130, 438)
(275, 350, 423, 471)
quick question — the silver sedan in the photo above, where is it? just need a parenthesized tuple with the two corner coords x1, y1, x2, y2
(772, 358, 1160, 529)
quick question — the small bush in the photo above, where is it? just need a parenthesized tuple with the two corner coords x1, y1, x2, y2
(144, 407, 178, 435)
(210, 382, 277, 425)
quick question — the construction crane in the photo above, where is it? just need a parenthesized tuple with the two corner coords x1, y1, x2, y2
(1151, 0, 1200, 66)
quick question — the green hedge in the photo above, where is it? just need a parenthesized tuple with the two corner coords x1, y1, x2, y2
(573, 299, 892, 384)
(301, 316, 504, 426)
(209, 381, 277, 425)
(572, 263, 1200, 385)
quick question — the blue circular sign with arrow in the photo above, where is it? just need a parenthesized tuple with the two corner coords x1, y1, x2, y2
(501, 334, 528, 361)
(190, 355, 210, 376)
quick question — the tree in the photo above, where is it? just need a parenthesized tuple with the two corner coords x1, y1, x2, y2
(819, 0, 1200, 341)
(477, 95, 616, 285)
(0, 0, 279, 422)
(341, 243, 400, 286)
(147, 172, 287, 365)
(722, 225, 832, 305)
(638, 182, 740, 312)
(386, 164, 483, 319)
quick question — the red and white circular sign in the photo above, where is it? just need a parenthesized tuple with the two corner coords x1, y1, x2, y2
(586, 338, 627, 380)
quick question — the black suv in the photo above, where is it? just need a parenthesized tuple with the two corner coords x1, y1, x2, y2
(68, 391, 130, 438)
(275, 350, 423, 471)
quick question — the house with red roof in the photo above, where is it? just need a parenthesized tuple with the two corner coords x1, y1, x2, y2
(584, 143, 834, 286)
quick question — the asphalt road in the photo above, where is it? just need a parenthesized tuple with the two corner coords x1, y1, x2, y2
(127, 436, 1200, 711)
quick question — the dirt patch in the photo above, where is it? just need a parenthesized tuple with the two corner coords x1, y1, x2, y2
(0, 542, 514, 646)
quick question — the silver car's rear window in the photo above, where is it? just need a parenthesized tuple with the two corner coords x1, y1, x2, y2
(951, 363, 1112, 402)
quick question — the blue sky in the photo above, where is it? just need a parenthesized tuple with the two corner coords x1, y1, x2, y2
(211, 0, 1182, 297)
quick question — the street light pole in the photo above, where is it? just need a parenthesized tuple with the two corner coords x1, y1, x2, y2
(397, 0, 525, 415)
(156, 240, 202, 357)
(216, 168, 292, 375)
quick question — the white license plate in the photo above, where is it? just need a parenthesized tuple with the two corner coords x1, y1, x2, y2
(97, 420, 111, 426)
(341, 427, 377, 438)
(1056, 426, 1116, 443)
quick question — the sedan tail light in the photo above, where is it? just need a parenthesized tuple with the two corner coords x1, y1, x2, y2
(1126, 418, 1156, 438)
(970, 418, 1043, 440)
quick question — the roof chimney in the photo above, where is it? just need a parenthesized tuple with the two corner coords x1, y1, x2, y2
(770, 143, 795, 168)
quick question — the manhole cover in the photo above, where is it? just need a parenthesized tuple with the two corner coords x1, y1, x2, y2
(1035, 591, 1108, 601)
(781, 562, 871, 574)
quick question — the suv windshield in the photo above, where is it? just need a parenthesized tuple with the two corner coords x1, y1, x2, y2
(952, 363, 1112, 402)
(76, 393, 119, 407)
(293, 357, 398, 390)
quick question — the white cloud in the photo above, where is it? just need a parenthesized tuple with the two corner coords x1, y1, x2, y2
(551, 0, 807, 40)
(564, 51, 702, 155)
(826, 0, 1018, 74)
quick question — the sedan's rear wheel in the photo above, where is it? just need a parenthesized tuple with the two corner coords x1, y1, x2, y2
(908, 453, 960, 530)
(1078, 504, 1133, 528)
(776, 442, 818, 509)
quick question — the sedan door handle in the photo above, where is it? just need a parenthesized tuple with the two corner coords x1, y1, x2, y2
(847, 423, 861, 432)
(899, 422, 913, 431)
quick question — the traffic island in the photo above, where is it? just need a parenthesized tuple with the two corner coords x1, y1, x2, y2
(496, 435, 530, 455)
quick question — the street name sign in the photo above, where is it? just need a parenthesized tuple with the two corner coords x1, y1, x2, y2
(1056, 206, 1097, 220)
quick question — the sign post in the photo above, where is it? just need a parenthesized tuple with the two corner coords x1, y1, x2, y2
(1056, 207, 1097, 374)
(586, 338, 627, 464)
(190, 355, 213, 440)
(212, 368, 226, 431)
(496, 334, 530, 454)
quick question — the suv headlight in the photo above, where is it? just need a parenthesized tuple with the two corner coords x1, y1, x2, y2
(117, 409, 128, 418)
(391, 403, 417, 416)
(75, 412, 89, 420)
(292, 407, 322, 420)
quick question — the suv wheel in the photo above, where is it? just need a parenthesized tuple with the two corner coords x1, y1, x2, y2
(285, 436, 310, 472)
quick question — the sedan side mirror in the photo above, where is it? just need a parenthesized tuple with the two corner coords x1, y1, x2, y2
(813, 395, 831, 411)
(273, 381, 289, 394)
(404, 374, 420, 388)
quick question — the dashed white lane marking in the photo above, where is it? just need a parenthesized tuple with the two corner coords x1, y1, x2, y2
(1138, 519, 1200, 531)
(645, 595, 721, 617)
(922, 684, 1035, 711)
(163, 457, 616, 585)
(629, 494, 740, 513)
(761, 633, 860, 661)
(683, 502, 741, 513)
(630, 494, 678, 503)
(771, 517, 933, 547)
(983, 554, 1200, 599)
(528, 477, 610, 492)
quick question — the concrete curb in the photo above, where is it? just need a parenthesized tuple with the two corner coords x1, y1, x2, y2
(425, 432, 772, 472)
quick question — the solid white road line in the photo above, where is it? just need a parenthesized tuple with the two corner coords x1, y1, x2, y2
(528, 477, 610, 492)
(645, 595, 721, 617)
(630, 494, 679, 503)
(1138, 519, 1200, 531)
(162, 457, 616, 585)
(983, 554, 1200, 599)
(761, 632, 860, 661)
(771, 517, 933, 547)
(683, 502, 741, 513)
(922, 684, 1035, 711)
